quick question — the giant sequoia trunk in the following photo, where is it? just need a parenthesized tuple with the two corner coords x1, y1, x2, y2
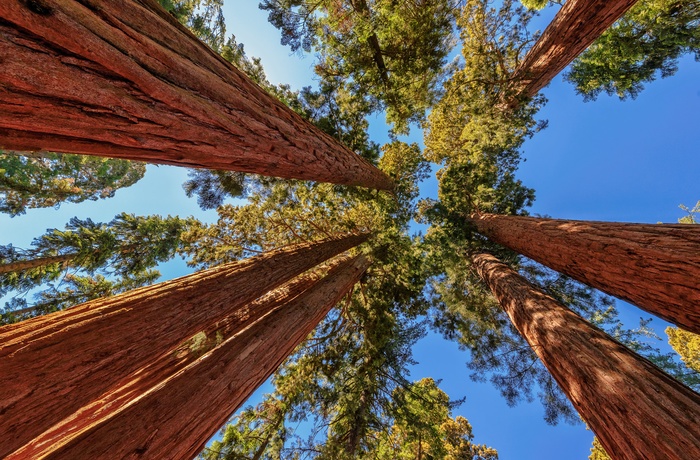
(7, 254, 371, 460)
(510, 0, 638, 99)
(0, 0, 392, 190)
(472, 253, 700, 460)
(0, 233, 368, 457)
(0, 253, 74, 275)
(468, 213, 700, 333)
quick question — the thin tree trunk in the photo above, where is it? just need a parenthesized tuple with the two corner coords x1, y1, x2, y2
(351, 0, 391, 87)
(468, 213, 700, 333)
(0, 1, 392, 190)
(8, 254, 371, 460)
(0, 233, 369, 457)
(510, 0, 638, 100)
(472, 252, 700, 460)
(0, 253, 74, 275)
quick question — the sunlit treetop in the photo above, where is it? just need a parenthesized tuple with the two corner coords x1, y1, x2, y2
(0, 152, 145, 217)
(260, 0, 458, 134)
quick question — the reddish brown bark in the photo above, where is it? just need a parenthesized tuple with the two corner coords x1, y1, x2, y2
(8, 254, 370, 460)
(472, 252, 700, 460)
(469, 213, 700, 333)
(0, 0, 392, 190)
(511, 0, 638, 99)
(0, 233, 368, 457)
(0, 253, 74, 274)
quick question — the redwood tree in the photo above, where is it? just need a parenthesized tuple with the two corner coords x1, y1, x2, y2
(6, 254, 371, 460)
(0, 233, 368, 457)
(472, 252, 700, 460)
(0, 0, 391, 190)
(511, 0, 638, 99)
(468, 213, 700, 334)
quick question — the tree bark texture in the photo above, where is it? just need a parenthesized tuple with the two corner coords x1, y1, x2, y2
(0, 233, 368, 457)
(472, 252, 700, 460)
(0, 253, 74, 275)
(8, 254, 371, 460)
(511, 0, 638, 99)
(469, 213, 700, 333)
(0, 0, 393, 190)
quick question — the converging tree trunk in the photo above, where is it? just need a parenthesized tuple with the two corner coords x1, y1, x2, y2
(0, 233, 369, 457)
(0, 1, 392, 190)
(0, 253, 74, 275)
(511, 0, 638, 99)
(7, 254, 371, 460)
(472, 252, 700, 460)
(468, 213, 700, 333)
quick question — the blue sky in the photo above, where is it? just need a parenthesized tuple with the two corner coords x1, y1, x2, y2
(1, 2, 698, 459)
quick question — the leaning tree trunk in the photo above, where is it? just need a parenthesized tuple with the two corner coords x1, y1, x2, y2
(8, 254, 371, 460)
(472, 253, 700, 460)
(0, 233, 368, 458)
(510, 0, 638, 100)
(0, 253, 74, 275)
(468, 213, 700, 333)
(4, 260, 333, 458)
(0, 1, 392, 190)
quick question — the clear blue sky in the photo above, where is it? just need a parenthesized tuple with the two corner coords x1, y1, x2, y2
(1, 2, 698, 459)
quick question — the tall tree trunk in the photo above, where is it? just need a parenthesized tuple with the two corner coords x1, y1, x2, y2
(0, 1, 392, 190)
(468, 213, 700, 333)
(0, 253, 74, 275)
(472, 252, 700, 460)
(5, 265, 323, 459)
(510, 0, 638, 100)
(0, 233, 369, 457)
(8, 254, 371, 460)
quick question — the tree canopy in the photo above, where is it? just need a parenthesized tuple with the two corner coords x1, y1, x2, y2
(260, 0, 457, 133)
(0, 151, 145, 217)
(3, 0, 699, 458)
(1, 213, 194, 323)
(566, 0, 700, 100)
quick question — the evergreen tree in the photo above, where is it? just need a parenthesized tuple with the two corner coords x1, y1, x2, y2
(260, 0, 456, 133)
(0, 213, 195, 323)
(421, 0, 696, 425)
(373, 378, 498, 460)
(508, 0, 638, 100)
(566, 0, 700, 100)
(159, 0, 227, 51)
(0, 151, 145, 217)
(189, 137, 446, 458)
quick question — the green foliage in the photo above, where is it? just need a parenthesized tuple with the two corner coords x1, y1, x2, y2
(420, 0, 695, 425)
(260, 0, 457, 133)
(519, 0, 549, 10)
(190, 133, 447, 457)
(423, 0, 543, 219)
(667, 327, 700, 374)
(566, 0, 700, 100)
(182, 170, 247, 210)
(158, 0, 227, 51)
(588, 436, 612, 460)
(0, 151, 145, 217)
(373, 378, 498, 460)
(1, 213, 195, 322)
(678, 200, 700, 224)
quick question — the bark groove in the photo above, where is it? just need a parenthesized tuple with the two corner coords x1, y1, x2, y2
(0, 0, 392, 190)
(473, 252, 700, 460)
(469, 213, 700, 333)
